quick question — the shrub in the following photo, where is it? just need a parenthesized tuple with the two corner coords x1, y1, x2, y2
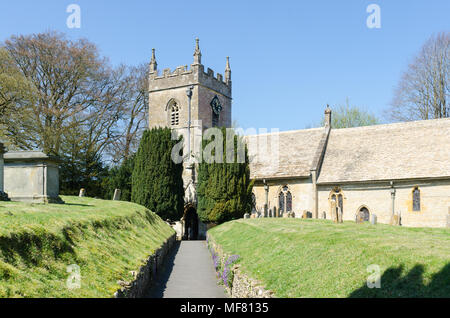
(131, 128, 184, 221)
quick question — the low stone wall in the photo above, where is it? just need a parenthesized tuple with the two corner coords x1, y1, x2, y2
(207, 234, 274, 298)
(114, 233, 176, 298)
(230, 265, 274, 298)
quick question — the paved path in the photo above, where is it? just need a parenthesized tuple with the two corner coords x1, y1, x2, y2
(147, 240, 227, 298)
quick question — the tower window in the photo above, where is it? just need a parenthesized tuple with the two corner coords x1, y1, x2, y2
(413, 187, 420, 211)
(171, 102, 179, 126)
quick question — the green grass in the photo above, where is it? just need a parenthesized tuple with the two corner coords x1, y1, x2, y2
(0, 196, 174, 297)
(208, 218, 450, 297)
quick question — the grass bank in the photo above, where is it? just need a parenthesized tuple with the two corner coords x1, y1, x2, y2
(207, 218, 450, 297)
(0, 196, 174, 297)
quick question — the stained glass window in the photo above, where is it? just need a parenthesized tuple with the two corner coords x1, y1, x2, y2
(286, 191, 292, 212)
(279, 192, 285, 213)
(413, 188, 420, 211)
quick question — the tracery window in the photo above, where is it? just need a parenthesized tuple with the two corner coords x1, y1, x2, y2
(413, 187, 420, 211)
(170, 102, 180, 126)
(329, 188, 344, 218)
(279, 192, 285, 214)
(286, 191, 292, 212)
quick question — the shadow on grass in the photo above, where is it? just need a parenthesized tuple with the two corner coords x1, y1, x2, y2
(63, 203, 93, 207)
(349, 263, 450, 298)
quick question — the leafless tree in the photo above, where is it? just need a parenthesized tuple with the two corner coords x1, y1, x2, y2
(105, 63, 148, 164)
(1, 31, 125, 155)
(388, 32, 449, 122)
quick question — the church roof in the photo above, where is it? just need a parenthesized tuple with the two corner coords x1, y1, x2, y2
(246, 127, 326, 179)
(317, 118, 450, 183)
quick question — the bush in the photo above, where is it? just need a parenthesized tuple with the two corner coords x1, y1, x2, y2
(197, 127, 253, 224)
(131, 128, 184, 221)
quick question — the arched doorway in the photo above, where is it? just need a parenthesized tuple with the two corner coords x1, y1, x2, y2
(183, 204, 199, 240)
(358, 206, 370, 222)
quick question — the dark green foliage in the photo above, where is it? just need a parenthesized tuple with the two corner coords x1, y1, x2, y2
(131, 128, 184, 221)
(102, 154, 135, 201)
(197, 127, 253, 224)
(60, 150, 108, 198)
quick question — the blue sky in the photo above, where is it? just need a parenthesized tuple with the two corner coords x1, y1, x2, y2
(0, 0, 449, 131)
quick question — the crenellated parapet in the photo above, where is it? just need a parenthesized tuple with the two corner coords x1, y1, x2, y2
(148, 39, 231, 99)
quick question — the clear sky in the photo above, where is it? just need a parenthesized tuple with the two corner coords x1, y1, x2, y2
(0, 0, 449, 131)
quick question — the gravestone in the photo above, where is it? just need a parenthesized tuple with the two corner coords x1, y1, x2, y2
(370, 214, 377, 225)
(322, 211, 326, 219)
(244, 213, 250, 219)
(113, 189, 121, 201)
(79, 188, 86, 197)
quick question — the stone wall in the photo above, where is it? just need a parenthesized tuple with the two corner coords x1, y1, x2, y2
(318, 179, 450, 228)
(114, 233, 176, 298)
(207, 234, 274, 298)
(252, 177, 314, 217)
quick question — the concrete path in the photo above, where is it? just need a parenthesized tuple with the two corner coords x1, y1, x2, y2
(147, 240, 227, 298)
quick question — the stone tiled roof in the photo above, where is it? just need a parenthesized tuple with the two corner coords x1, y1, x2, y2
(317, 118, 450, 183)
(245, 127, 326, 179)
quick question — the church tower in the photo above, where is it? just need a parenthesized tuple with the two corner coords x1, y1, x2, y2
(147, 39, 232, 221)
(148, 38, 232, 132)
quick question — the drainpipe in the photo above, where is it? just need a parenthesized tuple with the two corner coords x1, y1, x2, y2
(263, 179, 269, 217)
(390, 181, 396, 216)
(186, 85, 194, 164)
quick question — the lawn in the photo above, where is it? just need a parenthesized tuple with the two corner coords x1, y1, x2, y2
(0, 196, 174, 297)
(207, 218, 450, 297)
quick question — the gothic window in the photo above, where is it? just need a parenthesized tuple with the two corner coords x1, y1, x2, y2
(279, 192, 285, 213)
(286, 191, 292, 212)
(413, 187, 420, 211)
(329, 188, 344, 218)
(210, 95, 222, 127)
(170, 102, 179, 126)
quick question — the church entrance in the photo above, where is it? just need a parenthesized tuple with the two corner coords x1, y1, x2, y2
(358, 207, 370, 222)
(183, 204, 199, 240)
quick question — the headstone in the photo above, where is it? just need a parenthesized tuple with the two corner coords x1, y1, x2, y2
(113, 189, 121, 201)
(290, 212, 295, 218)
(302, 211, 308, 219)
(390, 214, 400, 226)
(244, 213, 250, 219)
(370, 214, 377, 225)
(355, 212, 364, 224)
(79, 188, 86, 197)
(322, 211, 326, 219)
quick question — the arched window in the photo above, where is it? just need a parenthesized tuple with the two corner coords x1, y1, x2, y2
(210, 96, 222, 127)
(329, 188, 344, 219)
(286, 191, 292, 212)
(170, 102, 180, 126)
(279, 192, 285, 214)
(413, 187, 420, 211)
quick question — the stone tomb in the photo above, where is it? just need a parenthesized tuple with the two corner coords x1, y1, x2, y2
(4, 151, 63, 203)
